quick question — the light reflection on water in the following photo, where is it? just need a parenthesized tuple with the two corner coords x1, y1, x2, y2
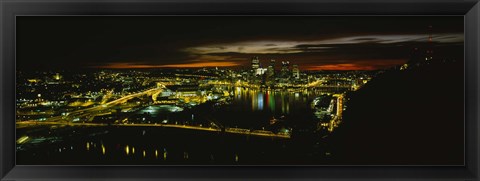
(101, 143, 106, 155)
(257, 93, 264, 111)
(88, 141, 170, 160)
(75, 139, 251, 163)
(17, 87, 333, 165)
(163, 149, 167, 160)
(232, 87, 317, 116)
(17, 125, 331, 165)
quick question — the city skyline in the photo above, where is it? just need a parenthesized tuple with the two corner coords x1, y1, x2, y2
(16, 16, 464, 165)
(17, 16, 463, 71)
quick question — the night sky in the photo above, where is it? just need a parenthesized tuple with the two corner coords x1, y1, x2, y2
(16, 16, 464, 71)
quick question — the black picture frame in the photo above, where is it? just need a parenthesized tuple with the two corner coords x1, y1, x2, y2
(1, 0, 479, 180)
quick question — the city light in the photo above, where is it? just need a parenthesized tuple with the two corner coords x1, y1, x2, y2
(15, 16, 464, 166)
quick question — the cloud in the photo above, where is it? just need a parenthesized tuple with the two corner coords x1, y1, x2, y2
(183, 33, 464, 55)
(17, 16, 464, 70)
(184, 41, 305, 54)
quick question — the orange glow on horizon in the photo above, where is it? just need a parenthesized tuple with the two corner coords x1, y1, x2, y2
(305, 64, 378, 71)
(158, 62, 241, 68)
(95, 62, 241, 69)
(304, 59, 407, 71)
(94, 59, 406, 70)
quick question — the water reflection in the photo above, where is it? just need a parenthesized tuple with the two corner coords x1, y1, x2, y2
(232, 87, 316, 116)
(17, 87, 333, 165)
(18, 126, 332, 165)
(257, 93, 264, 111)
(84, 141, 175, 160)
(183, 152, 189, 160)
(101, 144, 106, 155)
(163, 149, 167, 160)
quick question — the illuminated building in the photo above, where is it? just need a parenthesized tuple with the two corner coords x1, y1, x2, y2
(54, 73, 62, 81)
(267, 59, 275, 78)
(251, 56, 260, 70)
(251, 57, 262, 80)
(281, 61, 290, 78)
(256, 68, 267, 76)
(292, 64, 300, 79)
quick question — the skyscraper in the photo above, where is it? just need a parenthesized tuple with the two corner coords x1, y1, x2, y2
(267, 59, 275, 78)
(281, 61, 290, 78)
(252, 57, 260, 70)
(292, 64, 300, 79)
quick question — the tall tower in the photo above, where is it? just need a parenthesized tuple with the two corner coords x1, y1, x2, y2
(281, 61, 290, 77)
(292, 65, 300, 79)
(251, 56, 260, 70)
(267, 59, 275, 78)
(425, 25, 434, 61)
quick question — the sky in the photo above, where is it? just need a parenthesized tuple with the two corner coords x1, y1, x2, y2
(16, 16, 464, 71)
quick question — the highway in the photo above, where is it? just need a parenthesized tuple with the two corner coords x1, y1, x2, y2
(37, 87, 164, 123)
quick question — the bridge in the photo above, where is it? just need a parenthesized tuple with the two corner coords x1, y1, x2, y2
(16, 121, 291, 138)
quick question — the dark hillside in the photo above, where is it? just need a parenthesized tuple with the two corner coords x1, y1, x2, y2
(328, 60, 464, 165)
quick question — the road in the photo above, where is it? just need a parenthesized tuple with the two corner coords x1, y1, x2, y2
(38, 87, 164, 123)
(327, 94, 344, 132)
(16, 121, 291, 138)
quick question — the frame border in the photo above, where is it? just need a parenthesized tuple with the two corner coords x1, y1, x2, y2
(1, 0, 479, 180)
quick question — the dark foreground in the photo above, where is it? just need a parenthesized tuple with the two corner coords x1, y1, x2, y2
(17, 125, 332, 165)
